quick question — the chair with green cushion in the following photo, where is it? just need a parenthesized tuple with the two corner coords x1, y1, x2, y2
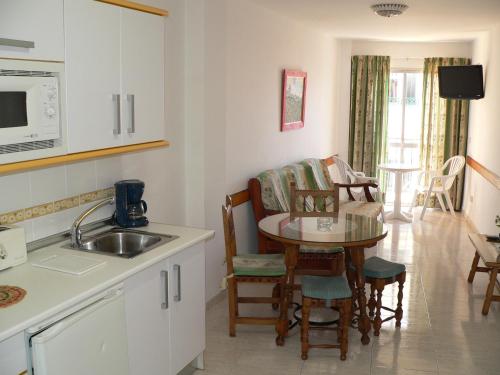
(222, 195, 287, 345)
(300, 275, 352, 361)
(364, 256, 406, 336)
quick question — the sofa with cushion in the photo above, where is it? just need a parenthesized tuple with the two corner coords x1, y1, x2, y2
(248, 157, 383, 255)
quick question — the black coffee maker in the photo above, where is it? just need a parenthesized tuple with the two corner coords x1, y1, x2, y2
(114, 180, 149, 228)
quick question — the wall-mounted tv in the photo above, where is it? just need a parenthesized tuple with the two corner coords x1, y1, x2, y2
(438, 65, 484, 99)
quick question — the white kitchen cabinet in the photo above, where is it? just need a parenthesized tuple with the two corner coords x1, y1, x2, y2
(169, 243, 206, 374)
(121, 9, 165, 144)
(65, 0, 165, 153)
(0, 332, 27, 375)
(124, 244, 206, 375)
(124, 260, 171, 374)
(64, 0, 122, 153)
(0, 0, 64, 61)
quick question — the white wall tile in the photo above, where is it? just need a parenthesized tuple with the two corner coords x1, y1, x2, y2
(0, 172, 30, 213)
(29, 166, 67, 206)
(17, 220, 34, 243)
(32, 210, 71, 241)
(66, 161, 97, 196)
(96, 156, 123, 190)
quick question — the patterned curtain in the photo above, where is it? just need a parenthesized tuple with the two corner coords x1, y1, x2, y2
(418, 57, 470, 210)
(349, 56, 390, 186)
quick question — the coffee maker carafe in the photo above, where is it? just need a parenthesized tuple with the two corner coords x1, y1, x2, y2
(114, 180, 149, 228)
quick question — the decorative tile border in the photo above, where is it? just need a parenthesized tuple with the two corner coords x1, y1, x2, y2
(0, 187, 115, 225)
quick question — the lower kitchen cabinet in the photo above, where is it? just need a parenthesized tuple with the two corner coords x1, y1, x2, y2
(124, 260, 171, 374)
(169, 243, 206, 374)
(124, 243, 206, 375)
(0, 333, 27, 374)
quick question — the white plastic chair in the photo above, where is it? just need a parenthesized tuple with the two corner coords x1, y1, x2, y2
(332, 156, 385, 221)
(411, 155, 466, 220)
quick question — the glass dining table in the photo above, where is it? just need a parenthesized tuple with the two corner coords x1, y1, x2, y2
(258, 212, 388, 345)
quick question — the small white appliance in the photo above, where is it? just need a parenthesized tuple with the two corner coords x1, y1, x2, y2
(0, 225, 27, 271)
(0, 59, 67, 164)
(25, 286, 130, 375)
(0, 74, 60, 145)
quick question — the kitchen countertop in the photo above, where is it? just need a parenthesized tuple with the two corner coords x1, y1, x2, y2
(0, 223, 214, 342)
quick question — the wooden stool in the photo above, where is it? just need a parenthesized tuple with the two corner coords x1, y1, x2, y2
(300, 276, 352, 361)
(364, 257, 406, 336)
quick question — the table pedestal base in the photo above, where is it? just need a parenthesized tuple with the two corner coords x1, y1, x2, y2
(294, 306, 340, 326)
(385, 210, 413, 223)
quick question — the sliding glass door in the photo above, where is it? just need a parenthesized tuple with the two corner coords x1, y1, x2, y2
(385, 70, 423, 206)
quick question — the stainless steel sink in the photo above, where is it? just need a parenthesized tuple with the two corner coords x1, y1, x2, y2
(63, 228, 178, 258)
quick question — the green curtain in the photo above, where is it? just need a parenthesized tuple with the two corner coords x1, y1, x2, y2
(349, 56, 390, 187)
(418, 57, 470, 210)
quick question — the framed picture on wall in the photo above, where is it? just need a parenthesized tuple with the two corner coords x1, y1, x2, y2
(281, 69, 307, 131)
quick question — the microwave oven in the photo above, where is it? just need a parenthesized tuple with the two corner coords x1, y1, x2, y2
(0, 75, 60, 145)
(0, 59, 67, 163)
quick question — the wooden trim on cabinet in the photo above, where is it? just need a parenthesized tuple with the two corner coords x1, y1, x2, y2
(466, 155, 500, 190)
(0, 140, 169, 175)
(95, 0, 169, 16)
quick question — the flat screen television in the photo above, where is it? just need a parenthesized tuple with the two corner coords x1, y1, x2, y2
(438, 65, 484, 99)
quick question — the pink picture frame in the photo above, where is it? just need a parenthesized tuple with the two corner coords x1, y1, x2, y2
(281, 69, 307, 131)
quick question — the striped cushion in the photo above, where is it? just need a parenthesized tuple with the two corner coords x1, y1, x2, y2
(364, 256, 405, 279)
(302, 275, 352, 300)
(299, 245, 344, 254)
(233, 254, 286, 277)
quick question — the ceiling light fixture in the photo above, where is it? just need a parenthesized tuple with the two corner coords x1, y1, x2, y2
(371, 3, 409, 18)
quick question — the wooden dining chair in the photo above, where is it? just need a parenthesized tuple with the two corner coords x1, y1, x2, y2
(289, 181, 344, 271)
(222, 195, 287, 343)
(289, 181, 340, 219)
(289, 182, 352, 359)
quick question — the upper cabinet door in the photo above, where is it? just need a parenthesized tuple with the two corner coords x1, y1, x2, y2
(65, 0, 122, 153)
(121, 9, 165, 144)
(0, 0, 64, 61)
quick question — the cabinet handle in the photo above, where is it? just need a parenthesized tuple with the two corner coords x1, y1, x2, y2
(112, 94, 121, 135)
(127, 94, 135, 134)
(0, 37, 35, 49)
(174, 264, 181, 302)
(161, 270, 169, 310)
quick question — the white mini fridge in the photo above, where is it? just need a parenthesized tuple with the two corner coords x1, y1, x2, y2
(25, 287, 130, 375)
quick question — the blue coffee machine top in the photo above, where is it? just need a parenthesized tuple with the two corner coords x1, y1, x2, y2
(114, 180, 149, 228)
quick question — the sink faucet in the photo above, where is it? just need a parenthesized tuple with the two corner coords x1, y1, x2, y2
(70, 197, 116, 248)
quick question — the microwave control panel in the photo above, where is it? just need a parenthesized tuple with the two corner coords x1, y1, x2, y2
(39, 77, 60, 137)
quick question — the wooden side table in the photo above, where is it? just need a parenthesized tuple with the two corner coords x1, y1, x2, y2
(467, 233, 500, 315)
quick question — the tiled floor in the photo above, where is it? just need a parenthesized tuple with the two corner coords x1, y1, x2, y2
(195, 210, 500, 374)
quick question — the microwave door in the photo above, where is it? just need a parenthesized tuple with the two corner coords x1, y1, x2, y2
(0, 91, 28, 129)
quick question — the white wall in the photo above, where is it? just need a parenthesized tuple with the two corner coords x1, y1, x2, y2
(464, 26, 500, 233)
(187, 0, 339, 301)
